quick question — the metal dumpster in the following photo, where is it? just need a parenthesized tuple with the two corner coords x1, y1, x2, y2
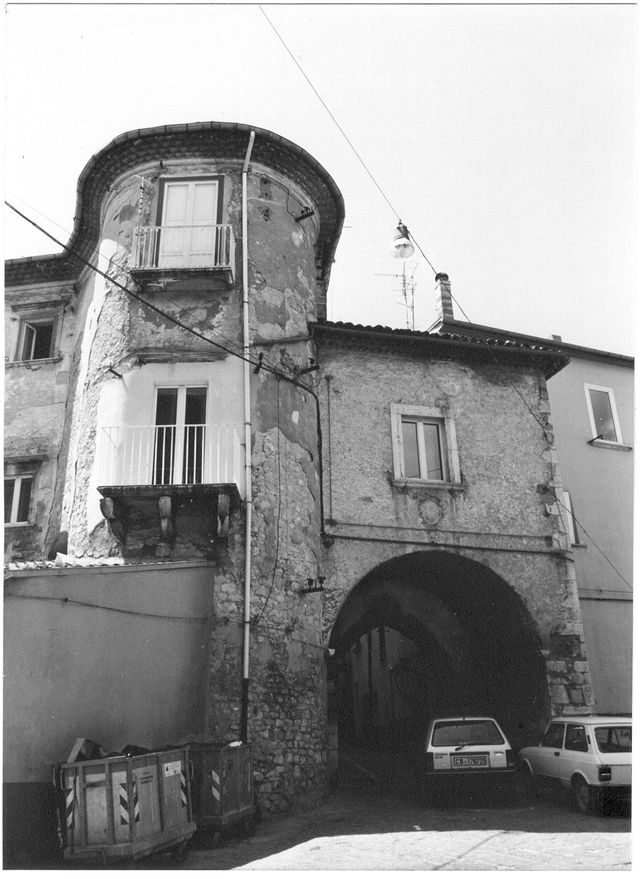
(189, 743, 255, 839)
(55, 747, 196, 864)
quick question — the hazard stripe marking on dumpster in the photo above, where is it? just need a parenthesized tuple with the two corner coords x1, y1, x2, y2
(180, 770, 188, 807)
(65, 785, 75, 829)
(210, 769, 221, 802)
(119, 781, 140, 825)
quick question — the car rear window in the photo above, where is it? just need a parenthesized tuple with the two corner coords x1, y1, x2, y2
(431, 720, 505, 747)
(594, 725, 632, 753)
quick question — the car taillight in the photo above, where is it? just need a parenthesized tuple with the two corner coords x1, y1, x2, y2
(426, 753, 434, 770)
(506, 749, 515, 769)
(598, 765, 612, 782)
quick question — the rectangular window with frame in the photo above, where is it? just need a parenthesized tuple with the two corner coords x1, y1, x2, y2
(157, 177, 224, 269)
(15, 318, 55, 361)
(4, 475, 33, 524)
(391, 403, 461, 486)
(154, 386, 208, 485)
(584, 384, 623, 444)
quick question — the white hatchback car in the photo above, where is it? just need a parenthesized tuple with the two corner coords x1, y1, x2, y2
(518, 715, 631, 814)
(417, 716, 517, 801)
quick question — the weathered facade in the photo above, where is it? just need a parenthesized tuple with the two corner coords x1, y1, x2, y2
(427, 305, 633, 715)
(4, 122, 601, 860)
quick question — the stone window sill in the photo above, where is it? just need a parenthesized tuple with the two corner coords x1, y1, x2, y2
(6, 356, 62, 369)
(392, 479, 465, 493)
(588, 439, 632, 451)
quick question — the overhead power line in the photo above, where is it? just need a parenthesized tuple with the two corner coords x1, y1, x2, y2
(7, 189, 631, 591)
(258, 4, 438, 275)
(4, 200, 308, 388)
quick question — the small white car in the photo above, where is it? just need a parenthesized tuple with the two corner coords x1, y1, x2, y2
(518, 715, 631, 814)
(417, 716, 517, 801)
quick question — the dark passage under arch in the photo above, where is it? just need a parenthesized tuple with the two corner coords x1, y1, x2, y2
(328, 550, 549, 762)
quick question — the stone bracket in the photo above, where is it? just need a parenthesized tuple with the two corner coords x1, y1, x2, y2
(99, 496, 128, 547)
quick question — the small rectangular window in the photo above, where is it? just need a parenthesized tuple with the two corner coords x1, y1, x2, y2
(400, 418, 446, 481)
(16, 319, 54, 361)
(585, 384, 623, 444)
(391, 404, 461, 487)
(4, 476, 33, 524)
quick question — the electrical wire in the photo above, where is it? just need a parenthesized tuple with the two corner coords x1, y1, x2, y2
(5, 200, 309, 390)
(4, 590, 209, 623)
(7, 171, 631, 590)
(440, 288, 633, 591)
(258, 5, 438, 277)
(4, 191, 286, 377)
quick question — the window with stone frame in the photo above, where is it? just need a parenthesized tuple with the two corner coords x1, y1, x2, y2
(390, 403, 462, 487)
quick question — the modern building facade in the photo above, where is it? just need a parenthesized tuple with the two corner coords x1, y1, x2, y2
(5, 121, 615, 861)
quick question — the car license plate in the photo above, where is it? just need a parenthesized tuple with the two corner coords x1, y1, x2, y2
(451, 754, 489, 768)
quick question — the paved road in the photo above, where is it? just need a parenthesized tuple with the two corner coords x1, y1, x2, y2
(152, 777, 631, 871)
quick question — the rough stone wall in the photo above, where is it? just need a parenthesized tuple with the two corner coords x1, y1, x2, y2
(315, 336, 593, 721)
(4, 282, 78, 561)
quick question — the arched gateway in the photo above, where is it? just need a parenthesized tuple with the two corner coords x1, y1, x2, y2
(328, 550, 548, 762)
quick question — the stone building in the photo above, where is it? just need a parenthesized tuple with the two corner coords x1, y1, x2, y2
(425, 297, 633, 715)
(4, 121, 598, 858)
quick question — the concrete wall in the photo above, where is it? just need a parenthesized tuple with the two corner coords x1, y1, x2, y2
(3, 562, 212, 782)
(3, 560, 213, 863)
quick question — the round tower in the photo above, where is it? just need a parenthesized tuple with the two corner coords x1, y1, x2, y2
(55, 122, 344, 812)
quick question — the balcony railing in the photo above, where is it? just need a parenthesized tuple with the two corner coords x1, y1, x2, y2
(98, 424, 244, 495)
(131, 224, 235, 280)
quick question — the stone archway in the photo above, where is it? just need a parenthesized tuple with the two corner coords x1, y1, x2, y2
(328, 550, 549, 762)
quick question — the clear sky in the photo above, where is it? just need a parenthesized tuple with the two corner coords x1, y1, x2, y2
(4, 1, 637, 355)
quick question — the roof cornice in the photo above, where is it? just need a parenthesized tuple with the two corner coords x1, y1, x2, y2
(313, 320, 569, 379)
(436, 318, 634, 367)
(5, 121, 345, 288)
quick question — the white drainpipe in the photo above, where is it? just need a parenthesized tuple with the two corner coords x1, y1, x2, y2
(240, 130, 255, 741)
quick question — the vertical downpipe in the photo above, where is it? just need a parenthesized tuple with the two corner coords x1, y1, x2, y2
(240, 130, 256, 742)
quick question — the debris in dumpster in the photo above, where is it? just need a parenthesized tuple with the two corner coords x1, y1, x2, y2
(66, 738, 106, 762)
(120, 743, 151, 756)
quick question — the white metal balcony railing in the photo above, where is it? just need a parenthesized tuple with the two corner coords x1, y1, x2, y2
(98, 424, 244, 493)
(131, 224, 235, 276)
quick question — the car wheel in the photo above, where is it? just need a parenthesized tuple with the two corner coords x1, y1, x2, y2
(572, 775, 597, 815)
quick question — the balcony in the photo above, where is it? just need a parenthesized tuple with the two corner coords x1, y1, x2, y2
(130, 224, 236, 291)
(97, 424, 244, 556)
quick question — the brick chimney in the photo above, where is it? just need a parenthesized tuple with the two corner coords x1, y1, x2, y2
(427, 272, 454, 332)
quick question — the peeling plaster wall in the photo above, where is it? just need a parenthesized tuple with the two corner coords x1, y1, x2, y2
(52, 155, 329, 813)
(316, 337, 594, 722)
(4, 282, 78, 561)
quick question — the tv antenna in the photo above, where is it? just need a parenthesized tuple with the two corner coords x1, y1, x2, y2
(375, 262, 417, 330)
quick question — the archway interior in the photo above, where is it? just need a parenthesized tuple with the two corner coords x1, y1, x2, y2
(329, 551, 548, 765)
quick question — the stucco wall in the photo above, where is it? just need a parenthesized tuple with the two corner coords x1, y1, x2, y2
(547, 356, 633, 592)
(547, 355, 633, 713)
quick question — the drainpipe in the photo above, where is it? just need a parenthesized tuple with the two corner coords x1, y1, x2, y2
(240, 130, 255, 743)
